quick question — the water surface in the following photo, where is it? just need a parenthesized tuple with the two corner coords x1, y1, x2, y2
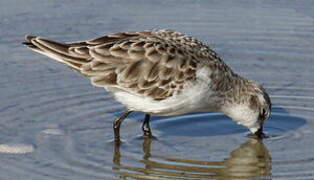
(0, 0, 314, 179)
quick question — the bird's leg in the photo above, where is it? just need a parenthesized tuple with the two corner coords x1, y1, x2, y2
(113, 111, 133, 142)
(142, 114, 153, 137)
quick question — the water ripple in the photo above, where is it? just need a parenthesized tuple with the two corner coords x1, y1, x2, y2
(1, 0, 314, 179)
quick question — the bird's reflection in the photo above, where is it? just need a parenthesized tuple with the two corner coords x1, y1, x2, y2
(112, 138, 272, 179)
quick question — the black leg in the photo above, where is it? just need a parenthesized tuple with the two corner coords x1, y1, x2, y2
(142, 114, 152, 137)
(113, 111, 133, 142)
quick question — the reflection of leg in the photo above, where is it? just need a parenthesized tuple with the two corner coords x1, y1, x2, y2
(143, 136, 152, 160)
(113, 111, 133, 142)
(142, 114, 152, 137)
(112, 141, 121, 168)
(142, 136, 153, 171)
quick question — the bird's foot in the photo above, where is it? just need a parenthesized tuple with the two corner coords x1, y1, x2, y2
(132, 134, 158, 141)
(107, 138, 126, 146)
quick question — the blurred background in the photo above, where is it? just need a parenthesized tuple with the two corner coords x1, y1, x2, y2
(0, 0, 314, 179)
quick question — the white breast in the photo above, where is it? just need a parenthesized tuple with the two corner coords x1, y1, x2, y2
(111, 66, 215, 116)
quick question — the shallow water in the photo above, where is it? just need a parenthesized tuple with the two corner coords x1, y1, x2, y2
(1, 0, 314, 179)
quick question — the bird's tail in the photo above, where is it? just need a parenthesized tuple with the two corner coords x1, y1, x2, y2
(23, 35, 90, 70)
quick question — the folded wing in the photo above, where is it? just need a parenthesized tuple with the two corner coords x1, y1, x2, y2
(24, 30, 206, 100)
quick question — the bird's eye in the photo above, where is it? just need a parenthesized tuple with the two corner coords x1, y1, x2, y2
(260, 108, 268, 120)
(262, 108, 266, 116)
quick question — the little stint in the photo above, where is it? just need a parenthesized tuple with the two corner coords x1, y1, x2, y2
(23, 29, 271, 142)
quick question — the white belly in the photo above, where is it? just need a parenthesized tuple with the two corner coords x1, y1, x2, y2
(109, 66, 216, 115)
(111, 81, 214, 116)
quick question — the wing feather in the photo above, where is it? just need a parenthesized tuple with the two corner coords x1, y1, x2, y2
(78, 30, 202, 100)
(25, 30, 215, 100)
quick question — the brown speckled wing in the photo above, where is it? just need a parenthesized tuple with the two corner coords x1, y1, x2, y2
(72, 30, 205, 100)
(24, 30, 220, 100)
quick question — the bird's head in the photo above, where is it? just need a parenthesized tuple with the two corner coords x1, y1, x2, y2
(221, 81, 271, 138)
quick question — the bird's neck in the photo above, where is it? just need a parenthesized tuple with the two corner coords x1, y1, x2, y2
(210, 73, 255, 110)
